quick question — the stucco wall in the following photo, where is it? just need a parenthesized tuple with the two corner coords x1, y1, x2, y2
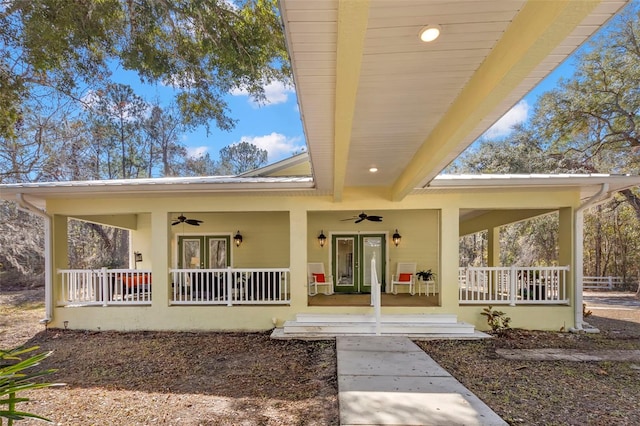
(45, 188, 580, 332)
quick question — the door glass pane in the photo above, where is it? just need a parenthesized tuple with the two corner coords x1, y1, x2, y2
(183, 239, 201, 268)
(208, 238, 227, 269)
(336, 238, 354, 286)
(362, 236, 382, 287)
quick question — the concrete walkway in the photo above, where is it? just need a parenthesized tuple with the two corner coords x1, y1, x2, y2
(337, 336, 507, 426)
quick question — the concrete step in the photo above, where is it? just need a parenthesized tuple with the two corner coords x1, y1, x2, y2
(283, 321, 475, 335)
(295, 313, 459, 324)
(271, 327, 490, 340)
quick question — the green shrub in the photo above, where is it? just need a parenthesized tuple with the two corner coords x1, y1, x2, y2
(0, 346, 60, 425)
(480, 306, 512, 336)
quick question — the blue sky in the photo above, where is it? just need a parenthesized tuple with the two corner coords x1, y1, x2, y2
(112, 66, 306, 165)
(110, 1, 631, 168)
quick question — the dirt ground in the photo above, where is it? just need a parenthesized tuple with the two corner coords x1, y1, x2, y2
(1, 289, 338, 425)
(2, 288, 640, 425)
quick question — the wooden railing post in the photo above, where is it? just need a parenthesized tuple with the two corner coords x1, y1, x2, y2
(226, 267, 233, 306)
(510, 266, 517, 306)
(101, 267, 108, 306)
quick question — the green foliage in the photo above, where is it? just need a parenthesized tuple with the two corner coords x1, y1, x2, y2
(0, 0, 290, 137)
(218, 141, 268, 174)
(480, 306, 511, 335)
(529, 4, 640, 176)
(0, 346, 60, 425)
(416, 270, 435, 281)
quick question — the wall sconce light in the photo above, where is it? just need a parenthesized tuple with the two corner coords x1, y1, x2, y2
(234, 230, 243, 247)
(318, 230, 327, 247)
(134, 251, 143, 268)
(392, 229, 402, 247)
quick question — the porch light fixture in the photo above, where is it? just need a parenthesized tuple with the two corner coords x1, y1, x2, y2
(134, 251, 143, 269)
(234, 230, 243, 247)
(419, 24, 441, 42)
(369, 167, 378, 173)
(318, 230, 327, 247)
(392, 229, 402, 247)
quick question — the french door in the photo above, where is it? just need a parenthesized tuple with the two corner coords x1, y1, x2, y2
(332, 234, 386, 293)
(178, 235, 230, 269)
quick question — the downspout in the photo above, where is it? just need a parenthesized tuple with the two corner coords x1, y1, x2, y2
(570, 183, 609, 333)
(16, 193, 53, 325)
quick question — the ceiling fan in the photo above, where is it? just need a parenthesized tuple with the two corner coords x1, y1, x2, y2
(171, 214, 203, 226)
(341, 212, 383, 224)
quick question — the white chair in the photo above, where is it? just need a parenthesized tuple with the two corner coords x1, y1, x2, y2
(390, 263, 416, 295)
(307, 263, 334, 296)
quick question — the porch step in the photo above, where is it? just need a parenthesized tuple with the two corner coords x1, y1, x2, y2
(295, 313, 459, 324)
(278, 313, 480, 338)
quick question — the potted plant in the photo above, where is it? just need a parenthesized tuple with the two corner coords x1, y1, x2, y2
(416, 269, 435, 281)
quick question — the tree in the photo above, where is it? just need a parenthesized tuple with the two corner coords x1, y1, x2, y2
(218, 141, 267, 174)
(529, 4, 640, 217)
(143, 105, 186, 177)
(0, 0, 290, 138)
(447, 125, 562, 174)
(87, 83, 148, 179)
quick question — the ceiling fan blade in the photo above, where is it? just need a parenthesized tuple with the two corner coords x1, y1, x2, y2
(367, 216, 383, 222)
(185, 219, 203, 226)
(341, 217, 357, 221)
(355, 218, 365, 223)
(171, 221, 181, 226)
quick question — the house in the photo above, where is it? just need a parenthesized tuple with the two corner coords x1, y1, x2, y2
(2, 0, 638, 336)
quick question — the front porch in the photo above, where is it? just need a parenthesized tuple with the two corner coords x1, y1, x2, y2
(41, 193, 582, 333)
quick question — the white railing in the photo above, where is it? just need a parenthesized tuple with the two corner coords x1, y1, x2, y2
(582, 276, 623, 290)
(170, 268, 290, 305)
(58, 268, 152, 306)
(459, 266, 570, 305)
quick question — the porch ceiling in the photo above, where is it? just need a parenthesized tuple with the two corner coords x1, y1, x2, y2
(280, 0, 630, 201)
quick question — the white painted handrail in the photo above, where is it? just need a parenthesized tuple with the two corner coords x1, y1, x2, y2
(459, 266, 570, 305)
(58, 267, 290, 307)
(170, 267, 290, 305)
(370, 255, 381, 335)
(58, 268, 152, 306)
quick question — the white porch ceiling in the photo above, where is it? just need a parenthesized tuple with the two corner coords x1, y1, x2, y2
(279, 0, 630, 201)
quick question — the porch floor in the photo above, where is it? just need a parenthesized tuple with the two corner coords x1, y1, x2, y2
(308, 293, 439, 307)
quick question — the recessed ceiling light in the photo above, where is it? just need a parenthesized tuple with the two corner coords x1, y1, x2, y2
(369, 167, 378, 173)
(419, 25, 441, 42)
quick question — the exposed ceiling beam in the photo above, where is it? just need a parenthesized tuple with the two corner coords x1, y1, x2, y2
(333, 0, 370, 202)
(460, 209, 555, 236)
(391, 0, 603, 202)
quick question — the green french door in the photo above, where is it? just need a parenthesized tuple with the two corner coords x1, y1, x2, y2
(332, 234, 386, 293)
(178, 235, 231, 269)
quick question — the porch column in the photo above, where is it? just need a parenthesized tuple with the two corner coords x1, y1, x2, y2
(52, 215, 68, 319)
(487, 226, 500, 267)
(440, 207, 459, 310)
(558, 207, 575, 321)
(289, 207, 307, 311)
(150, 210, 171, 308)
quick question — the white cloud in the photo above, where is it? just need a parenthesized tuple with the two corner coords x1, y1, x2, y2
(484, 100, 529, 138)
(187, 146, 209, 158)
(239, 133, 305, 161)
(231, 81, 295, 107)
